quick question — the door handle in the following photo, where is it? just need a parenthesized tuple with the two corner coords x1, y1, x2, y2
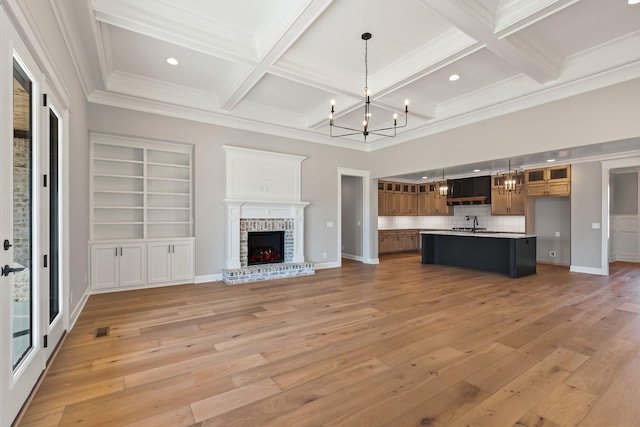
(2, 264, 26, 277)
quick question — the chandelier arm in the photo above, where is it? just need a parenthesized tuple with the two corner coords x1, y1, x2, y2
(331, 123, 367, 133)
(330, 127, 369, 138)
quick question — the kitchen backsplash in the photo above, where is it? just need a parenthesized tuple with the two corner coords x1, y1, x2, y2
(378, 205, 525, 233)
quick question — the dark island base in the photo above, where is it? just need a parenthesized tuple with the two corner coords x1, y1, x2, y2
(421, 233, 537, 278)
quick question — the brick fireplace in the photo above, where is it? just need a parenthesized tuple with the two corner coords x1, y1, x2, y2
(221, 146, 314, 284)
(221, 201, 314, 284)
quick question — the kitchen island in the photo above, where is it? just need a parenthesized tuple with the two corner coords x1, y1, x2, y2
(420, 230, 536, 278)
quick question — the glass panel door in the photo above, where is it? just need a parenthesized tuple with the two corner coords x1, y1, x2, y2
(12, 59, 34, 370)
(49, 108, 59, 324)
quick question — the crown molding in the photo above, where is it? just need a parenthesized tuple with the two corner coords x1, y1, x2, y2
(92, 0, 257, 63)
(4, 0, 72, 106)
(106, 70, 217, 110)
(49, 0, 95, 99)
(88, 90, 372, 152)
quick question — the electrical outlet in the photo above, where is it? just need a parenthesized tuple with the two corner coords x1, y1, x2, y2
(555, 231, 560, 237)
(322, 252, 327, 259)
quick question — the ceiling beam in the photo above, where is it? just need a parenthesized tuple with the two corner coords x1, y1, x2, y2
(421, 0, 563, 83)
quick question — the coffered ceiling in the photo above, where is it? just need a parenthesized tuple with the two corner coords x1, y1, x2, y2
(51, 0, 640, 151)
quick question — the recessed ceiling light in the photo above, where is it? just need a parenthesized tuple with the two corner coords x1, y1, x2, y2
(547, 159, 556, 163)
(422, 176, 428, 180)
(473, 169, 480, 172)
(166, 57, 179, 66)
(449, 74, 460, 81)
(629, 0, 640, 5)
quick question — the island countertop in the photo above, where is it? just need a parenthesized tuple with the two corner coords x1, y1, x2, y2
(420, 230, 536, 239)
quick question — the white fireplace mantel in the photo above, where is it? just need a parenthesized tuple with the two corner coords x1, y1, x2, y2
(223, 146, 309, 270)
(222, 200, 309, 269)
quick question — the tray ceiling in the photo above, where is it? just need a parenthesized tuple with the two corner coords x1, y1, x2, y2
(51, 0, 640, 150)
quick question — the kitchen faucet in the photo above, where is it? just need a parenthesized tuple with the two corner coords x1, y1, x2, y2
(466, 215, 479, 232)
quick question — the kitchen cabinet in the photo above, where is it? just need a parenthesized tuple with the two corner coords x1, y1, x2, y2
(377, 181, 386, 216)
(525, 165, 571, 196)
(417, 183, 451, 216)
(399, 183, 417, 215)
(491, 173, 526, 215)
(378, 230, 419, 254)
(90, 242, 146, 290)
(378, 181, 417, 216)
(148, 239, 194, 284)
(421, 231, 536, 278)
(491, 189, 525, 215)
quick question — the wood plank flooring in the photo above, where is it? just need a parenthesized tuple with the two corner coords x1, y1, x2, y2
(17, 254, 640, 426)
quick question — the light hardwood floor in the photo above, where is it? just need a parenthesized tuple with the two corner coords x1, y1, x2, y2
(18, 254, 640, 426)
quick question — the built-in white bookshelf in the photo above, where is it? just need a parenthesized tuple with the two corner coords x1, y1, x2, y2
(90, 133, 193, 241)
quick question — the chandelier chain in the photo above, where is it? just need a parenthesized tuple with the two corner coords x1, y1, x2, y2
(364, 36, 368, 92)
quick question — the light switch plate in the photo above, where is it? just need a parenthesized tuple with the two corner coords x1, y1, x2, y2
(592, 223, 601, 229)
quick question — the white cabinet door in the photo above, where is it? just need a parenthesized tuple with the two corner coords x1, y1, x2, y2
(119, 243, 147, 287)
(171, 240, 194, 282)
(147, 241, 172, 283)
(91, 244, 119, 290)
(91, 242, 146, 289)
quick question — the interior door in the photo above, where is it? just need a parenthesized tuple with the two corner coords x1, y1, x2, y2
(1, 55, 46, 427)
(1, 13, 48, 425)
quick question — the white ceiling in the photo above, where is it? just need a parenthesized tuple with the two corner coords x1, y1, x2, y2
(51, 0, 640, 154)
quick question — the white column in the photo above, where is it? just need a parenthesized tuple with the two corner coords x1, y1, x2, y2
(293, 206, 305, 263)
(225, 202, 242, 269)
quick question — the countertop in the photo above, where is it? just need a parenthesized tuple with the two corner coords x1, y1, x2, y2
(419, 230, 536, 239)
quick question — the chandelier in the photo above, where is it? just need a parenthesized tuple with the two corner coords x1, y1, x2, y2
(329, 32, 409, 142)
(497, 160, 523, 195)
(438, 169, 449, 197)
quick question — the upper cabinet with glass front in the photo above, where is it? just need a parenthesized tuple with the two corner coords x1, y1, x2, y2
(90, 133, 193, 241)
(525, 165, 571, 196)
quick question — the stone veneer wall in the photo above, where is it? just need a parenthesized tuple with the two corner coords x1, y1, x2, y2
(13, 136, 31, 302)
(240, 218, 294, 267)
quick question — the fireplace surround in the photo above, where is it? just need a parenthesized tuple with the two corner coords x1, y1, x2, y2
(221, 146, 314, 284)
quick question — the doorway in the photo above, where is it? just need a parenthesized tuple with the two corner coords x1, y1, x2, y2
(337, 168, 371, 266)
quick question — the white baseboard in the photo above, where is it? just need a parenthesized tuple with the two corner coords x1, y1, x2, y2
(364, 258, 379, 265)
(570, 265, 606, 275)
(342, 253, 363, 262)
(69, 289, 90, 330)
(195, 274, 222, 283)
(314, 261, 341, 270)
(610, 255, 640, 263)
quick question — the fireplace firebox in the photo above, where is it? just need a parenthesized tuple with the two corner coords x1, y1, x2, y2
(247, 231, 285, 266)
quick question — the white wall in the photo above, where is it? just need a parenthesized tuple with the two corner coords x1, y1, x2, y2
(534, 197, 571, 265)
(571, 162, 603, 271)
(88, 104, 369, 277)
